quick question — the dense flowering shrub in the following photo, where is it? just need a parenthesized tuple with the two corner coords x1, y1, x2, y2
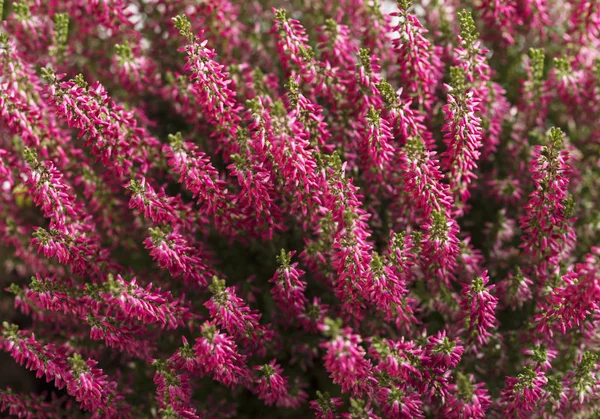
(2, 0, 600, 417)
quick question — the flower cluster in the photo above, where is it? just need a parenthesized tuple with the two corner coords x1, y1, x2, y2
(1, 0, 600, 418)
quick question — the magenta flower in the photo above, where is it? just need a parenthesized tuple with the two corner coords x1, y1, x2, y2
(320, 319, 376, 397)
(310, 391, 343, 419)
(0, 323, 128, 417)
(270, 249, 308, 320)
(459, 271, 498, 349)
(442, 69, 483, 213)
(253, 360, 290, 406)
(206, 277, 273, 356)
(444, 372, 491, 418)
(192, 322, 250, 388)
(425, 330, 464, 370)
(519, 127, 575, 284)
(376, 384, 424, 419)
(391, 0, 442, 112)
(501, 367, 547, 416)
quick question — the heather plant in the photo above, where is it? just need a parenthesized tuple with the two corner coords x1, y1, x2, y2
(1, 0, 600, 418)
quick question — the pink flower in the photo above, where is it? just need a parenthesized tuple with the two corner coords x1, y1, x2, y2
(534, 257, 600, 336)
(425, 331, 464, 370)
(0, 323, 128, 416)
(271, 9, 317, 83)
(192, 322, 251, 388)
(391, 0, 442, 111)
(0, 388, 76, 418)
(444, 373, 491, 418)
(475, 0, 519, 45)
(310, 391, 343, 419)
(376, 384, 424, 419)
(441, 72, 483, 213)
(254, 360, 290, 406)
(496, 267, 533, 309)
(459, 271, 498, 348)
(519, 127, 575, 285)
(523, 344, 557, 371)
(501, 367, 547, 416)
(153, 360, 200, 419)
(206, 277, 273, 356)
(320, 319, 375, 397)
(270, 250, 308, 320)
